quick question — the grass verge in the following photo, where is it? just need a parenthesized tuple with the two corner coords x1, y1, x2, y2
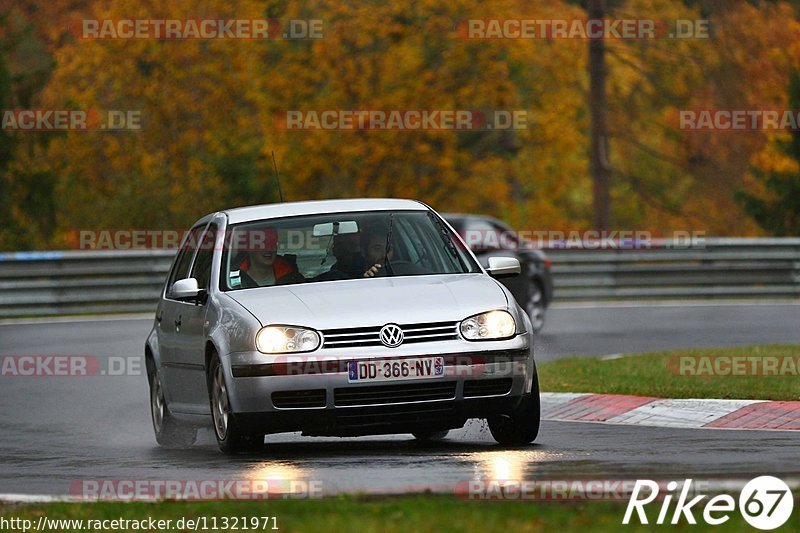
(538, 344, 800, 401)
(2, 495, 796, 532)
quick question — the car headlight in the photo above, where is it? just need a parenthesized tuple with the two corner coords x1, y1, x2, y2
(256, 326, 321, 354)
(460, 310, 516, 341)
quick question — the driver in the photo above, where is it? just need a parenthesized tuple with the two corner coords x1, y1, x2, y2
(315, 221, 395, 280)
(361, 223, 393, 278)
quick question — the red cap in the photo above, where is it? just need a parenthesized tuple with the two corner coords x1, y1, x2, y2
(245, 228, 278, 252)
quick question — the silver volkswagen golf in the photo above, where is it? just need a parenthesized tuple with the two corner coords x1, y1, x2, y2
(145, 199, 540, 453)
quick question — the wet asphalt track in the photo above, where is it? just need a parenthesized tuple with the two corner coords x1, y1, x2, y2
(0, 303, 798, 497)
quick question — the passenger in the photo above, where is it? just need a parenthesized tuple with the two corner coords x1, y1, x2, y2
(237, 228, 303, 287)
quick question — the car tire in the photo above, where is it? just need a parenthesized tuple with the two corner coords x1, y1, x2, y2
(412, 430, 449, 442)
(487, 370, 540, 446)
(150, 368, 197, 449)
(525, 282, 546, 334)
(208, 353, 263, 454)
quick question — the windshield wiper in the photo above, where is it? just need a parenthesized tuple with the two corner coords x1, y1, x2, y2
(427, 211, 468, 271)
(384, 213, 394, 276)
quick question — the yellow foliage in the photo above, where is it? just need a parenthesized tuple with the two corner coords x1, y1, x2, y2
(3, 0, 800, 248)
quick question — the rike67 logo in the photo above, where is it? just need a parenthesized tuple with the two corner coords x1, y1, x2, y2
(624, 477, 794, 530)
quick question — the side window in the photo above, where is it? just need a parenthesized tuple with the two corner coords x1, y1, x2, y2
(190, 224, 217, 290)
(466, 220, 502, 252)
(166, 225, 206, 295)
(491, 222, 519, 249)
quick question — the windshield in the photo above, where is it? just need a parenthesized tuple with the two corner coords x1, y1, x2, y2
(221, 210, 480, 290)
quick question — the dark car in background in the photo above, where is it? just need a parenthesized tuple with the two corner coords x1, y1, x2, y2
(444, 214, 554, 333)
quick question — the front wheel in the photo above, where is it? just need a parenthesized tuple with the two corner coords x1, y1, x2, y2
(525, 283, 546, 334)
(487, 370, 540, 446)
(208, 354, 263, 454)
(150, 369, 197, 449)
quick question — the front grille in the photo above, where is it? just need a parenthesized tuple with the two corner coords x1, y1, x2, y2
(334, 381, 457, 406)
(333, 403, 455, 427)
(463, 378, 513, 398)
(272, 389, 326, 408)
(322, 321, 459, 349)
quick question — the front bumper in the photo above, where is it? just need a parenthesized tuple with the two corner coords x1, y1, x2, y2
(225, 335, 533, 436)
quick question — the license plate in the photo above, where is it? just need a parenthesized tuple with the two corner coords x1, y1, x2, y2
(347, 357, 444, 383)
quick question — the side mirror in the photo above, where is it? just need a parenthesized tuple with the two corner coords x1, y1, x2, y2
(486, 257, 521, 278)
(170, 278, 202, 301)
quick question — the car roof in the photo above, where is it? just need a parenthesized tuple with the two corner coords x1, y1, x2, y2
(216, 198, 428, 225)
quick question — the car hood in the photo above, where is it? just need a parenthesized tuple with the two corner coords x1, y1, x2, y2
(225, 274, 508, 329)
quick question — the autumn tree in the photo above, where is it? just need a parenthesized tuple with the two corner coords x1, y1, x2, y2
(38, 0, 279, 247)
(4, 0, 800, 250)
(0, 6, 58, 249)
(736, 70, 800, 235)
(678, 0, 800, 234)
(41, 0, 592, 241)
(260, 0, 589, 229)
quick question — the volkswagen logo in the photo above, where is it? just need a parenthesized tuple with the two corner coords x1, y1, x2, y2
(379, 324, 404, 348)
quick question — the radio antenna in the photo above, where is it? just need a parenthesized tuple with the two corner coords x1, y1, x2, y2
(271, 151, 285, 203)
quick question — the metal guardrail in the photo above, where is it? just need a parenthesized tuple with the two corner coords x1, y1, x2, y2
(0, 250, 175, 317)
(547, 238, 800, 301)
(0, 239, 798, 317)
